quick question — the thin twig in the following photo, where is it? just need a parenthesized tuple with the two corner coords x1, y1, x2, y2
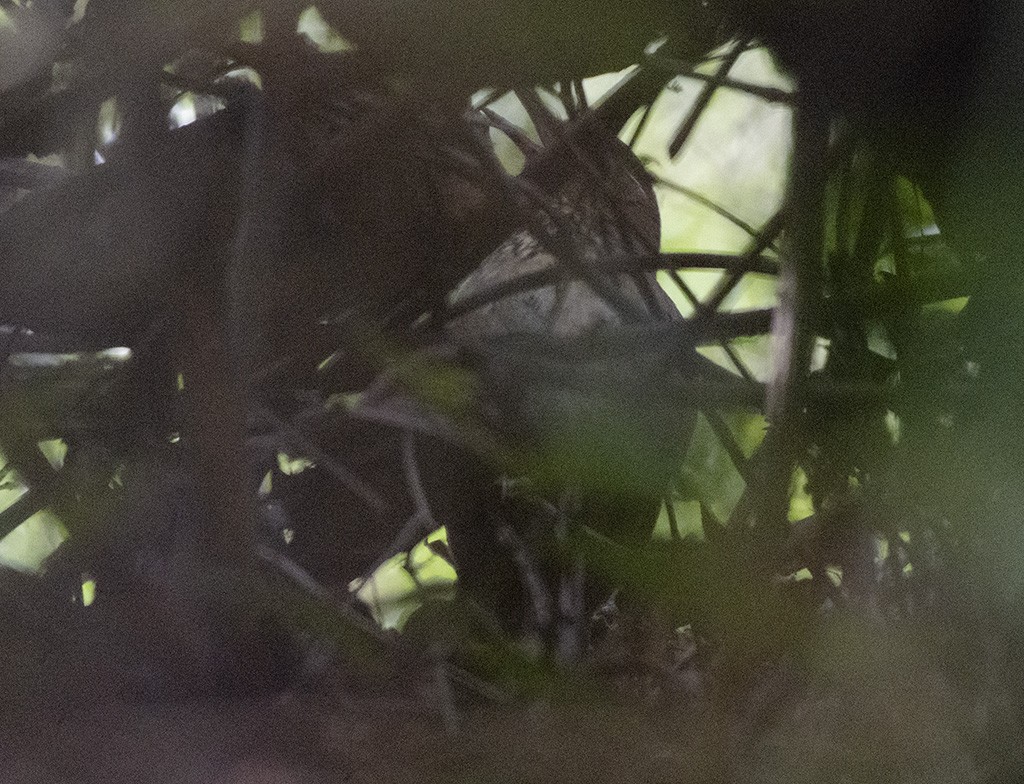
(0, 488, 45, 540)
(668, 39, 748, 157)
(515, 88, 562, 148)
(476, 310, 774, 359)
(651, 54, 796, 106)
(626, 100, 657, 149)
(670, 269, 703, 312)
(255, 407, 389, 517)
(470, 87, 504, 110)
(720, 341, 757, 383)
(257, 540, 512, 705)
(401, 431, 437, 530)
(473, 108, 543, 158)
(584, 65, 662, 131)
(654, 175, 764, 240)
(497, 524, 553, 632)
(703, 208, 786, 314)
(572, 78, 589, 112)
(445, 251, 778, 322)
(556, 81, 577, 119)
(433, 659, 462, 735)
(703, 408, 753, 483)
(664, 493, 682, 541)
(257, 542, 331, 599)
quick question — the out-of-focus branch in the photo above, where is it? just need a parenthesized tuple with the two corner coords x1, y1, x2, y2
(759, 86, 831, 538)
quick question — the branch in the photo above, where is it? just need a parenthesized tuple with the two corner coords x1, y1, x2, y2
(758, 85, 831, 538)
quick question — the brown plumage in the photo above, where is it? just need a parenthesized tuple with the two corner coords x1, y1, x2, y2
(430, 128, 697, 637)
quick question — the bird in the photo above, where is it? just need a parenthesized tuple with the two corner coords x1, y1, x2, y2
(408, 120, 700, 649)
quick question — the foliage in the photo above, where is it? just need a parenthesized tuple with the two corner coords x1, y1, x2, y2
(0, 1, 1021, 782)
